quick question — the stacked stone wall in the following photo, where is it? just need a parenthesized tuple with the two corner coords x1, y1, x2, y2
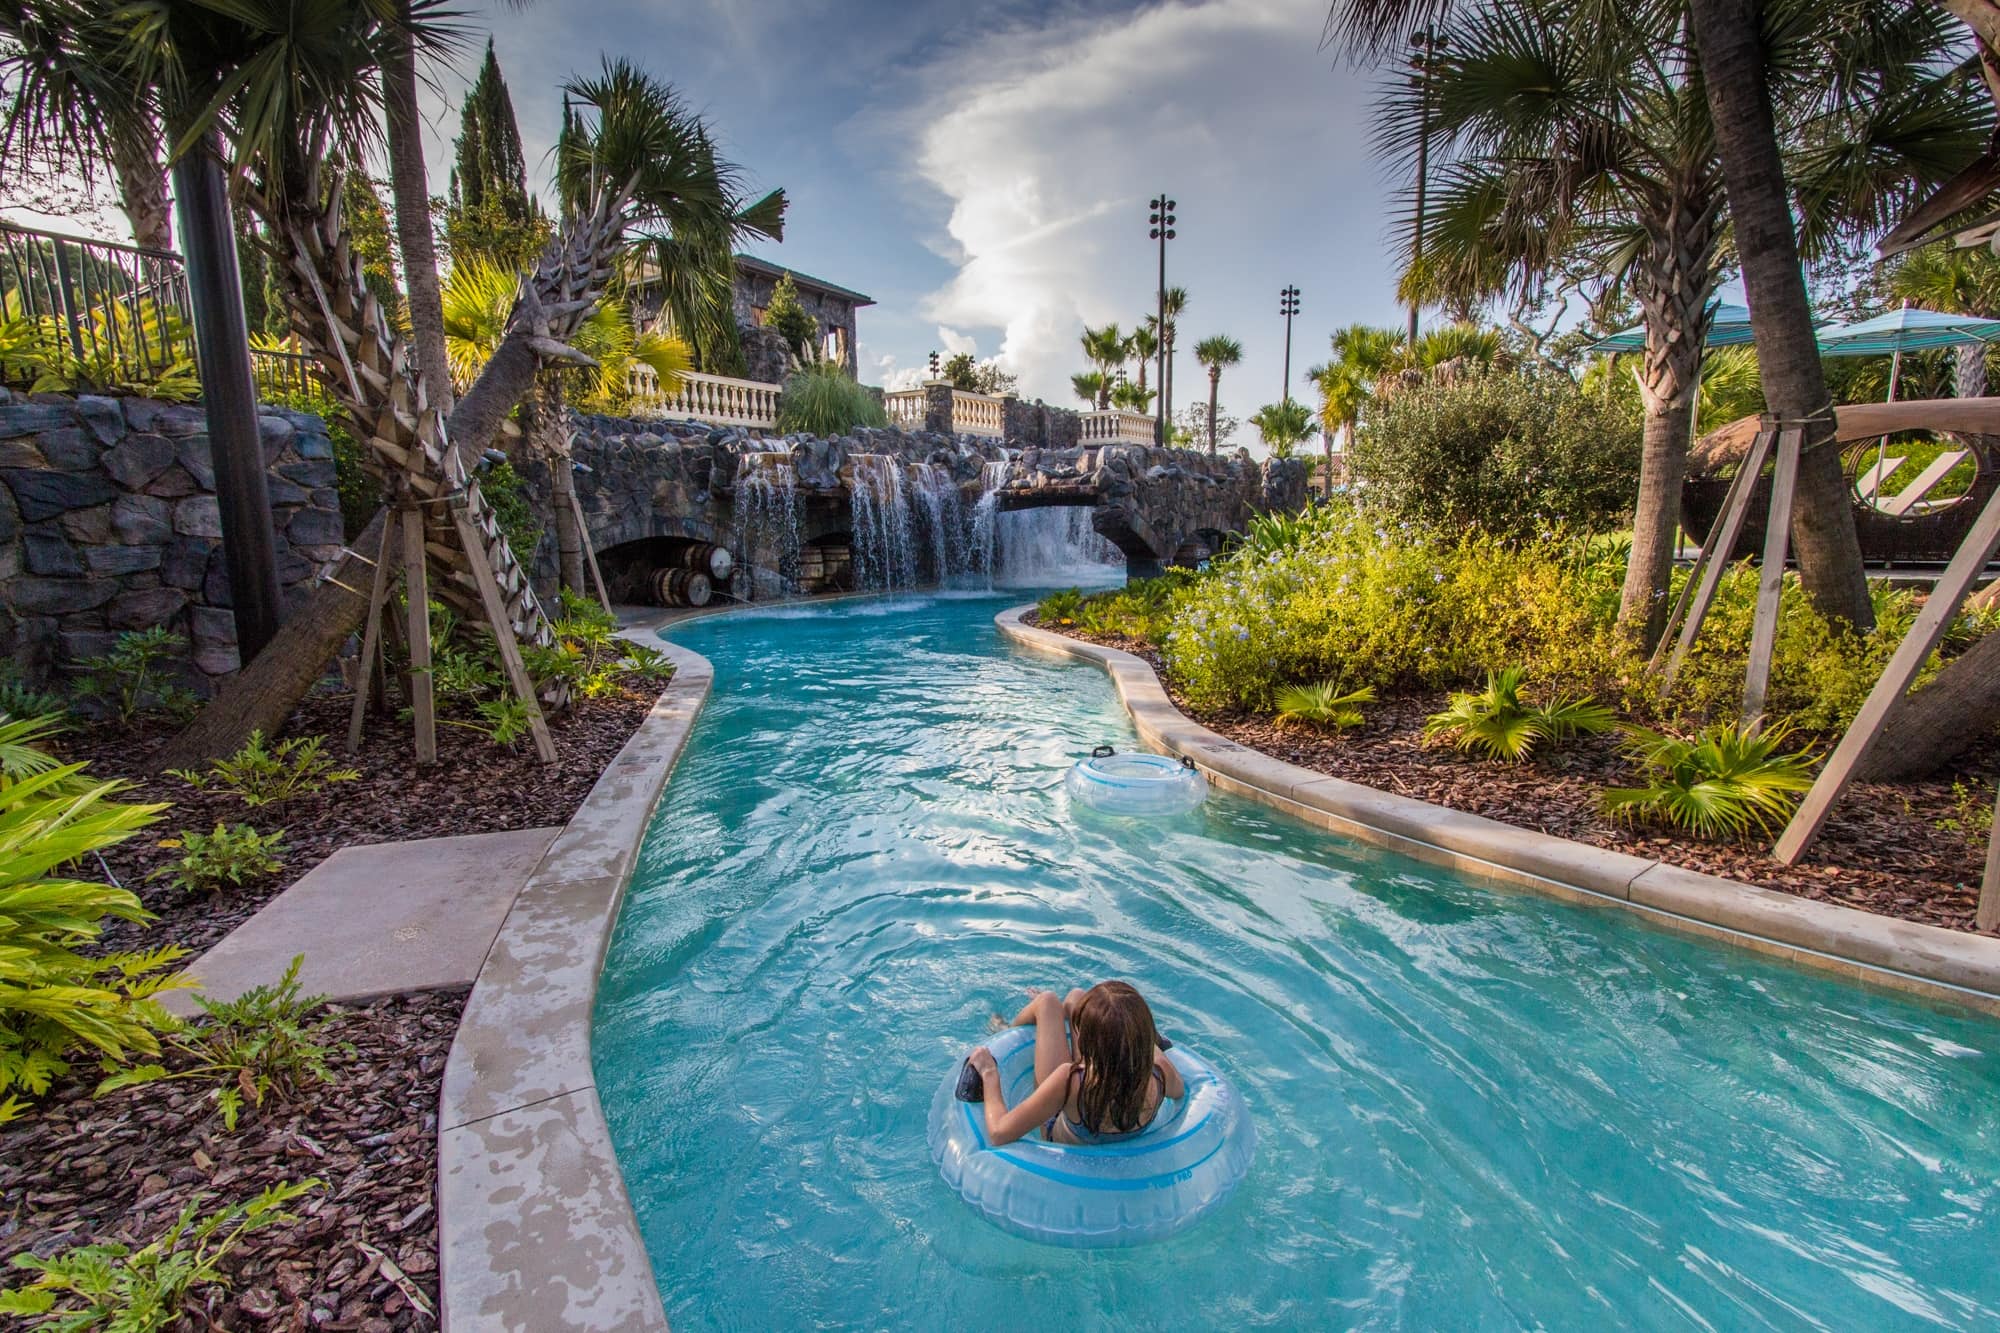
(0, 390, 344, 694)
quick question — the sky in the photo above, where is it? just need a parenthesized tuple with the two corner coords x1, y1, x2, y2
(420, 0, 1412, 441)
(5, 0, 1417, 449)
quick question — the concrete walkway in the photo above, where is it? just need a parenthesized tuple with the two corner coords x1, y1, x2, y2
(164, 827, 560, 1016)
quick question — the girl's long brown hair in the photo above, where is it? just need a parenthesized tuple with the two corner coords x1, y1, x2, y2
(1072, 981, 1160, 1134)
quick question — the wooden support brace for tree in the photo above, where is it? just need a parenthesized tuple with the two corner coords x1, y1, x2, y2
(1773, 477, 2000, 864)
(571, 489, 612, 614)
(450, 502, 558, 764)
(401, 502, 437, 765)
(346, 509, 399, 753)
(1656, 423, 1777, 686)
(1743, 425, 1803, 723)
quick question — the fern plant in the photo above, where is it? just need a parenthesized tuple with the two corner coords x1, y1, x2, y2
(0, 1179, 320, 1327)
(98, 956, 349, 1132)
(1273, 682, 1375, 731)
(1423, 666, 1616, 762)
(169, 732, 359, 808)
(1603, 723, 1819, 841)
(71, 629, 199, 724)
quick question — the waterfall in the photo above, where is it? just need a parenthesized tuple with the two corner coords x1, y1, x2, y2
(849, 455, 919, 592)
(910, 461, 968, 585)
(969, 457, 1008, 581)
(733, 452, 802, 599)
(993, 506, 1122, 585)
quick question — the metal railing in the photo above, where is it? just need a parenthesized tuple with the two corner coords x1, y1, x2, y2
(0, 222, 196, 389)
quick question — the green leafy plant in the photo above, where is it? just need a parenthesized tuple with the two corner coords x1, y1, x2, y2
(71, 629, 199, 725)
(0, 664, 68, 722)
(1274, 682, 1376, 731)
(0, 758, 183, 1120)
(1603, 723, 1819, 841)
(472, 697, 534, 747)
(98, 956, 349, 1132)
(1037, 588, 1086, 627)
(148, 824, 285, 894)
(169, 732, 359, 809)
(1424, 666, 1616, 763)
(1935, 780, 1996, 839)
(775, 362, 887, 435)
(617, 644, 675, 682)
(0, 1179, 320, 1327)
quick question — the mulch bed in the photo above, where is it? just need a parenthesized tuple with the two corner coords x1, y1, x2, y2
(1034, 618, 1995, 936)
(2, 685, 656, 1326)
(0, 988, 463, 1331)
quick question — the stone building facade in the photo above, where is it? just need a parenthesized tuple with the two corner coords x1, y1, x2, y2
(0, 390, 345, 694)
(729, 255, 871, 380)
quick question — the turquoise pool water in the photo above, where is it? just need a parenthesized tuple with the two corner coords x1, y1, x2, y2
(593, 593, 2000, 1330)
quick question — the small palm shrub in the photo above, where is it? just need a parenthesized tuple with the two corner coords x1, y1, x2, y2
(1273, 682, 1375, 731)
(1037, 588, 1085, 627)
(72, 628, 199, 724)
(148, 824, 285, 894)
(170, 732, 359, 808)
(99, 956, 349, 1132)
(1423, 666, 1616, 762)
(1603, 723, 1819, 841)
(0, 1179, 320, 1326)
(776, 362, 887, 435)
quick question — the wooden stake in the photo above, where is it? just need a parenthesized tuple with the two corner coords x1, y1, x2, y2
(1773, 479, 2000, 863)
(1658, 424, 1777, 686)
(1742, 425, 1802, 723)
(346, 509, 399, 753)
(1981, 784, 2000, 933)
(450, 506, 558, 764)
(570, 489, 612, 614)
(402, 503, 437, 765)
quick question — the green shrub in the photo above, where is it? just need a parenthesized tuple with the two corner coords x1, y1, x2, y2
(1351, 368, 1641, 537)
(1423, 667, 1616, 762)
(1603, 722, 1819, 840)
(0, 664, 67, 721)
(261, 387, 379, 542)
(0, 753, 182, 1119)
(480, 459, 543, 564)
(148, 824, 285, 894)
(169, 732, 360, 809)
(72, 628, 199, 724)
(0, 1179, 320, 1327)
(1037, 588, 1086, 627)
(1274, 682, 1374, 731)
(98, 955, 348, 1132)
(776, 362, 887, 435)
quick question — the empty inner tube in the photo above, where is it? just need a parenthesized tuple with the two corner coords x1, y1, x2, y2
(1065, 748, 1207, 816)
(928, 1024, 1255, 1248)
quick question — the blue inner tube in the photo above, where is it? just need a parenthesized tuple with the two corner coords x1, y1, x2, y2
(927, 1025, 1255, 1248)
(1065, 750, 1207, 817)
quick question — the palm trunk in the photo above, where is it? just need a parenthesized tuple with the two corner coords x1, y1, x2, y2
(1957, 343, 1988, 399)
(1687, 0, 1874, 632)
(108, 120, 171, 253)
(533, 377, 586, 593)
(1619, 197, 1718, 651)
(382, 9, 455, 425)
(1854, 628, 2000, 780)
(1208, 367, 1220, 455)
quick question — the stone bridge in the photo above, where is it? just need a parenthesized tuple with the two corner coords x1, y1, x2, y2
(516, 415, 1306, 597)
(996, 443, 1307, 576)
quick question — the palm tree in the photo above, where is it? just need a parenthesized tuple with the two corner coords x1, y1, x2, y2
(380, 0, 463, 425)
(1127, 323, 1159, 398)
(1251, 400, 1317, 459)
(1071, 370, 1108, 408)
(1193, 334, 1243, 456)
(1157, 286, 1189, 422)
(1079, 323, 1126, 409)
(1309, 324, 1400, 496)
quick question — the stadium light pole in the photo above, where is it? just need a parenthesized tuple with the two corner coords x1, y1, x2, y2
(1149, 194, 1177, 443)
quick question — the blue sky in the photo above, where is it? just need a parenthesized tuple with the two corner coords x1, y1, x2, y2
(419, 0, 1411, 441)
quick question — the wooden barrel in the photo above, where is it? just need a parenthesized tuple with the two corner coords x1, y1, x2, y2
(670, 541, 734, 581)
(650, 568, 712, 607)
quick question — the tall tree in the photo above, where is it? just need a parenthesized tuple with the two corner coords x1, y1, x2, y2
(445, 38, 544, 270)
(1309, 324, 1400, 493)
(1127, 323, 1159, 397)
(381, 0, 456, 423)
(1079, 323, 1125, 409)
(1251, 399, 1317, 459)
(1193, 334, 1242, 456)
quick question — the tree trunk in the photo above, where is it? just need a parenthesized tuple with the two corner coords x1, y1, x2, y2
(532, 377, 586, 594)
(108, 120, 171, 252)
(1957, 343, 1989, 399)
(382, 10, 455, 426)
(1854, 628, 2000, 780)
(1688, 0, 1875, 632)
(1208, 368, 1220, 456)
(150, 509, 384, 771)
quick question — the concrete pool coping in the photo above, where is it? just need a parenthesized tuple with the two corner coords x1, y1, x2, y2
(997, 605, 2000, 1018)
(436, 617, 712, 1331)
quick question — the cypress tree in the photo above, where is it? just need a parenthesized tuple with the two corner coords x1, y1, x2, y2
(450, 40, 529, 224)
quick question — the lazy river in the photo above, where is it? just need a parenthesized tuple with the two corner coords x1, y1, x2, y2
(593, 592, 2000, 1330)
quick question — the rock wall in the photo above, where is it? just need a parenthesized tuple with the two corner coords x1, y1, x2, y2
(0, 390, 344, 693)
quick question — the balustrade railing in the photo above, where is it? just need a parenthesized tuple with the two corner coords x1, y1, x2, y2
(629, 365, 782, 429)
(882, 388, 926, 428)
(0, 222, 195, 390)
(1079, 409, 1157, 445)
(950, 389, 1005, 439)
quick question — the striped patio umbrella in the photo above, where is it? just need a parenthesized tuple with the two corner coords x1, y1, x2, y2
(1585, 301, 1756, 355)
(1813, 306, 2000, 357)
